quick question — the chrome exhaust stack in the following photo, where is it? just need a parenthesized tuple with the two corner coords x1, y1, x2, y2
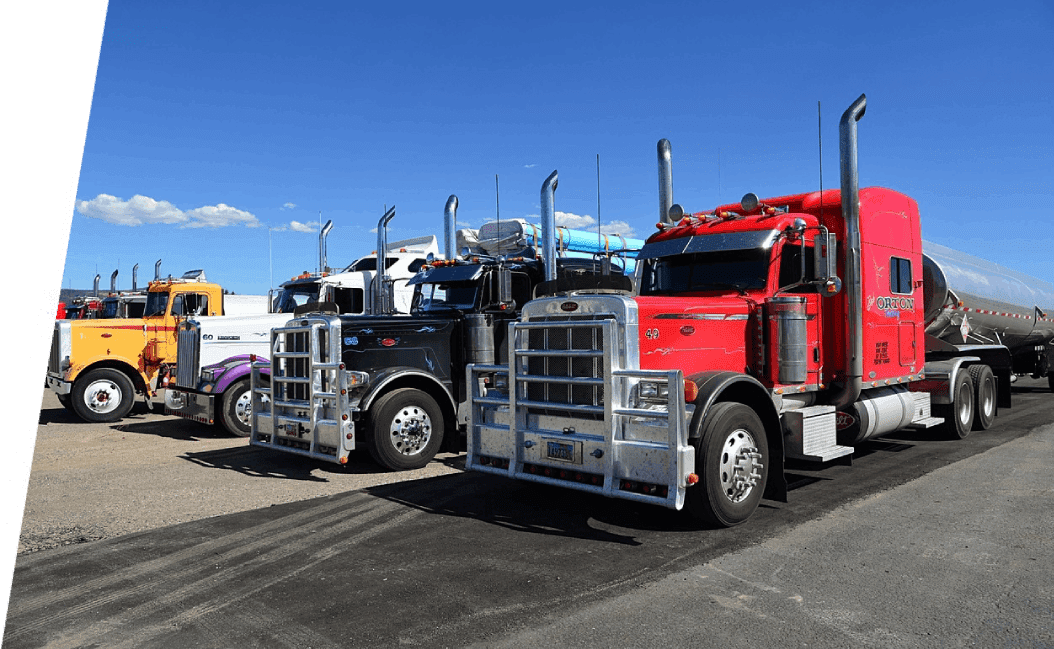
(93, 274, 100, 297)
(154, 259, 162, 281)
(319, 220, 333, 274)
(831, 93, 867, 409)
(110, 270, 118, 294)
(373, 206, 396, 314)
(658, 139, 674, 224)
(444, 195, 458, 260)
(540, 170, 559, 283)
(132, 264, 139, 291)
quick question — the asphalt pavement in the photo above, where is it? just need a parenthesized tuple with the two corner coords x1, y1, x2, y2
(5, 386, 1053, 648)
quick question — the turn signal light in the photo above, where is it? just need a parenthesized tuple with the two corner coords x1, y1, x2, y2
(684, 380, 699, 403)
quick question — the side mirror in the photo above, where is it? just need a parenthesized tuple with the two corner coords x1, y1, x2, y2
(498, 268, 513, 305)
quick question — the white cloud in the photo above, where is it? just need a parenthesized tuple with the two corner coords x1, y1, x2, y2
(76, 194, 185, 226)
(288, 220, 316, 233)
(600, 220, 637, 238)
(183, 203, 259, 229)
(76, 193, 261, 228)
(524, 164, 536, 169)
(555, 211, 596, 230)
(281, 202, 296, 210)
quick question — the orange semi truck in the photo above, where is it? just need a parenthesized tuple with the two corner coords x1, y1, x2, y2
(46, 269, 267, 423)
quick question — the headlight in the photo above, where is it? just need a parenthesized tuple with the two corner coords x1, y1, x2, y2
(200, 368, 218, 382)
(638, 381, 669, 401)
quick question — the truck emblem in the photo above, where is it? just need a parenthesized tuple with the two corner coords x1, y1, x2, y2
(560, 302, 579, 312)
(380, 338, 398, 347)
(344, 336, 359, 346)
(680, 325, 695, 336)
(835, 412, 856, 430)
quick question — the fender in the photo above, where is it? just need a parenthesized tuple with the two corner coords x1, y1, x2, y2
(685, 370, 787, 503)
(356, 366, 457, 415)
(210, 355, 270, 394)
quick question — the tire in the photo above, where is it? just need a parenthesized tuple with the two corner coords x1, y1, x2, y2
(220, 379, 256, 437)
(56, 393, 75, 414)
(367, 388, 445, 471)
(934, 369, 974, 439)
(685, 402, 769, 527)
(968, 365, 996, 431)
(71, 368, 136, 423)
(1047, 371, 1054, 393)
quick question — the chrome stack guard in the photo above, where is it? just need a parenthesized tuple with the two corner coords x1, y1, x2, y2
(250, 316, 355, 463)
(466, 318, 696, 510)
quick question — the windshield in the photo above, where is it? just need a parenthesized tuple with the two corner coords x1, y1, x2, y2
(412, 281, 480, 313)
(347, 257, 398, 272)
(144, 291, 169, 317)
(101, 299, 120, 318)
(273, 283, 321, 313)
(639, 248, 770, 295)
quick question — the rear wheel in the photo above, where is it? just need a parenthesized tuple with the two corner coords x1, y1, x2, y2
(968, 365, 996, 431)
(367, 388, 445, 471)
(934, 369, 974, 439)
(685, 402, 769, 527)
(71, 368, 136, 423)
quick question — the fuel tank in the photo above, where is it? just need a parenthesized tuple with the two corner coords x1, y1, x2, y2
(922, 240, 1054, 351)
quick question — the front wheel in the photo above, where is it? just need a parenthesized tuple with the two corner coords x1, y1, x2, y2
(685, 402, 769, 527)
(56, 393, 75, 414)
(71, 368, 136, 423)
(220, 379, 261, 437)
(367, 388, 445, 471)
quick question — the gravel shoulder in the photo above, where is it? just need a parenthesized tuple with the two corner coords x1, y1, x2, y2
(20, 389, 464, 554)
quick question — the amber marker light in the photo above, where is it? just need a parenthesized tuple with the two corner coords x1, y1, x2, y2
(684, 380, 699, 403)
(339, 456, 348, 465)
(686, 473, 699, 485)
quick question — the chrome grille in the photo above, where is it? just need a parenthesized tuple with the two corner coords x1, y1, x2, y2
(273, 325, 331, 403)
(525, 316, 607, 408)
(49, 324, 61, 374)
(174, 322, 200, 388)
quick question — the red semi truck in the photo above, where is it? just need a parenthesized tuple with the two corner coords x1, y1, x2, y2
(466, 94, 1054, 527)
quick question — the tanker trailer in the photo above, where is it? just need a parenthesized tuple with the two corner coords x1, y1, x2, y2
(923, 240, 1054, 382)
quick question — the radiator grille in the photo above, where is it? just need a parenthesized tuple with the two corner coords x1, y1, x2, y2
(275, 327, 330, 402)
(174, 323, 200, 388)
(48, 325, 61, 374)
(520, 315, 611, 418)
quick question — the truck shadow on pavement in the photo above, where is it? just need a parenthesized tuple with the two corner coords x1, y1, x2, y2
(180, 446, 402, 483)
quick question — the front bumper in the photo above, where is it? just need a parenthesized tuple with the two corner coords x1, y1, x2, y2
(46, 374, 71, 396)
(164, 389, 216, 425)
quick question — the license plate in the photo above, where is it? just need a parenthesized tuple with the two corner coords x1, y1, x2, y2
(546, 440, 581, 464)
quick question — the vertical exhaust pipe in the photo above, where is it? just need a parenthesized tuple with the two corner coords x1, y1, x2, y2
(319, 220, 333, 274)
(154, 259, 162, 281)
(658, 139, 674, 224)
(373, 206, 396, 314)
(444, 195, 458, 260)
(540, 170, 559, 283)
(132, 264, 139, 291)
(831, 93, 867, 409)
(110, 269, 118, 294)
(93, 274, 100, 297)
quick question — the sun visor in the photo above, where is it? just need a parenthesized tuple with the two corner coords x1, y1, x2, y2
(637, 229, 780, 260)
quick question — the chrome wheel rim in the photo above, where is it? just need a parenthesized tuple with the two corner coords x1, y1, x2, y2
(388, 405, 433, 457)
(718, 428, 764, 503)
(83, 379, 122, 415)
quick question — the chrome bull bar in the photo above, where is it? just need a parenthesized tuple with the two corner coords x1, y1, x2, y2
(466, 318, 695, 509)
(250, 315, 355, 463)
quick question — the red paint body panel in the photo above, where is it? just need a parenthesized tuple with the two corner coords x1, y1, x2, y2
(637, 186, 924, 392)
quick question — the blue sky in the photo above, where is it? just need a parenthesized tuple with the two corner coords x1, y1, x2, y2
(63, 1, 1054, 296)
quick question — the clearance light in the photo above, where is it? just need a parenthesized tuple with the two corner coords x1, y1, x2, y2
(342, 414, 348, 421)
(686, 473, 699, 485)
(346, 433, 353, 440)
(684, 380, 699, 403)
(339, 456, 348, 465)
(249, 354, 257, 363)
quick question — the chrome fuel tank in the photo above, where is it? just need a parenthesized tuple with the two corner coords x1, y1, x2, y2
(923, 241, 1054, 350)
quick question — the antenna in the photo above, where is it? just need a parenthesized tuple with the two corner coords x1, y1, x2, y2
(818, 101, 823, 214)
(596, 153, 601, 246)
(495, 174, 500, 228)
(718, 148, 722, 198)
